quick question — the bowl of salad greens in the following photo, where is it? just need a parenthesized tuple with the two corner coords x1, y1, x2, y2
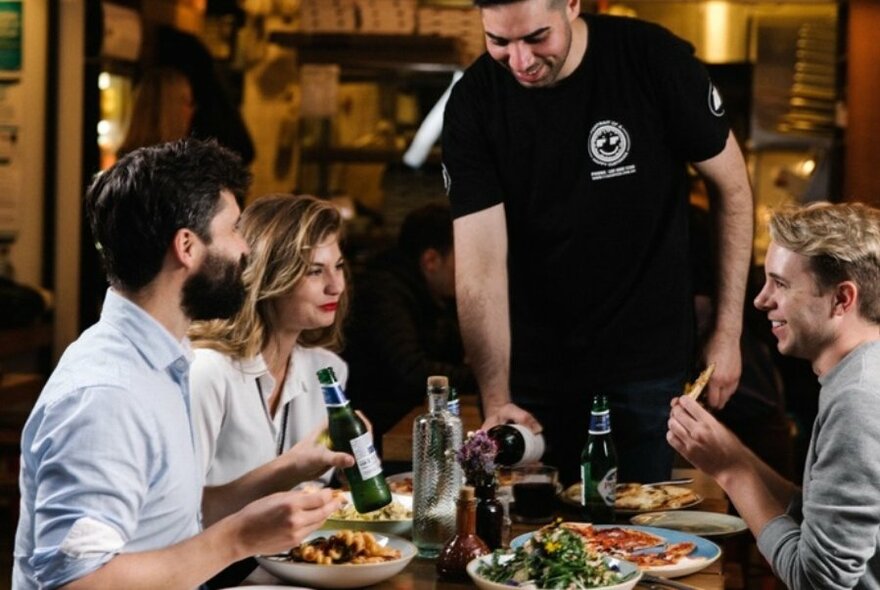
(467, 521, 641, 590)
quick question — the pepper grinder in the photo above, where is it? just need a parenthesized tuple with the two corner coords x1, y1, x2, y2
(436, 485, 490, 581)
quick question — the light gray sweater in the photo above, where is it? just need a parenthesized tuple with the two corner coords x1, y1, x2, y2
(757, 340, 880, 589)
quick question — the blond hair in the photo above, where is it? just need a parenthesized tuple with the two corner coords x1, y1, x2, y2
(190, 193, 348, 358)
(769, 202, 880, 323)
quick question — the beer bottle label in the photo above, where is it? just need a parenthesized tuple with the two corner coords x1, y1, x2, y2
(349, 431, 383, 480)
(589, 409, 611, 435)
(598, 467, 617, 506)
(321, 384, 348, 407)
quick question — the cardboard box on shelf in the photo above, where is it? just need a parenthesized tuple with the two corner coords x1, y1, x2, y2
(417, 6, 484, 63)
(357, 0, 417, 34)
(300, 0, 357, 33)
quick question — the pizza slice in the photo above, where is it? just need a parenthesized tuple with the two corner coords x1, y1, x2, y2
(615, 485, 668, 511)
(560, 523, 698, 567)
(657, 484, 699, 509)
(627, 541, 696, 567)
(563, 523, 665, 552)
(684, 362, 716, 400)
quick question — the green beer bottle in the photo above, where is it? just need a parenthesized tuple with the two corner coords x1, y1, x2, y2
(317, 367, 391, 513)
(581, 394, 618, 524)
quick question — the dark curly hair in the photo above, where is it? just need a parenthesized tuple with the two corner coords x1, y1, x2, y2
(85, 138, 251, 291)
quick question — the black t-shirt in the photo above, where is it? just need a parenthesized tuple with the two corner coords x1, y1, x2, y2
(442, 14, 730, 395)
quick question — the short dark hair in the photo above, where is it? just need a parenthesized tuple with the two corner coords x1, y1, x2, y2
(86, 138, 251, 291)
(398, 203, 453, 261)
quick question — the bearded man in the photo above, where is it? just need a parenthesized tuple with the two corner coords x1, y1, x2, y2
(14, 139, 353, 589)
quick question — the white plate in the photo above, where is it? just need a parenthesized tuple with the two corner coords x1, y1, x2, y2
(256, 530, 416, 589)
(323, 492, 412, 537)
(631, 510, 748, 537)
(512, 524, 721, 579)
(560, 483, 703, 514)
(467, 553, 641, 590)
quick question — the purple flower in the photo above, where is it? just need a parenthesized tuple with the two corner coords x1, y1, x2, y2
(456, 430, 499, 487)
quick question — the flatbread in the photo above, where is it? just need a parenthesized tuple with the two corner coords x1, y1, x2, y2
(615, 484, 668, 511)
(684, 363, 716, 400)
(562, 482, 701, 512)
(615, 483, 700, 512)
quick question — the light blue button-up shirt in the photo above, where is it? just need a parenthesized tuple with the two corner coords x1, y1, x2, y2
(13, 289, 204, 589)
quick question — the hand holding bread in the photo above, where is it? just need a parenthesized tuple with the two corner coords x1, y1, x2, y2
(683, 363, 716, 401)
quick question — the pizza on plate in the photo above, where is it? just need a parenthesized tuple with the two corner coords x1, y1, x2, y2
(561, 522, 697, 568)
(615, 483, 701, 512)
(562, 482, 701, 512)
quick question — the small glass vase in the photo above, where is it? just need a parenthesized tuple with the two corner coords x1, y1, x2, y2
(474, 480, 504, 550)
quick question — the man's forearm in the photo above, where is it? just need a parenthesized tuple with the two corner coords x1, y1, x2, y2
(453, 206, 512, 414)
(707, 134, 754, 339)
(62, 518, 242, 590)
(736, 444, 799, 507)
(714, 193, 752, 339)
(458, 284, 511, 413)
(718, 463, 790, 538)
(202, 460, 289, 526)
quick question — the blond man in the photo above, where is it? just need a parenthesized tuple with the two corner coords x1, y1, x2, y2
(668, 202, 880, 589)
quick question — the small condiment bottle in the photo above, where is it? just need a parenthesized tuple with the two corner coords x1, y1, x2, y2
(436, 486, 489, 581)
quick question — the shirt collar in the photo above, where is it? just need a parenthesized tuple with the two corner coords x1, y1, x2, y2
(250, 348, 307, 403)
(100, 288, 193, 374)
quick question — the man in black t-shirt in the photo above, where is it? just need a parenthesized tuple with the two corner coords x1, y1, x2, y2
(442, 0, 754, 484)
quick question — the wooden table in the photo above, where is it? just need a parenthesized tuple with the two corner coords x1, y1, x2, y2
(241, 478, 727, 590)
(376, 397, 729, 589)
(243, 551, 724, 589)
(240, 395, 733, 589)
(237, 467, 729, 589)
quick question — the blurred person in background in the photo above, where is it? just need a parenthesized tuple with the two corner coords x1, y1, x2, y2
(669, 202, 880, 589)
(154, 25, 256, 165)
(117, 67, 196, 157)
(344, 203, 475, 455)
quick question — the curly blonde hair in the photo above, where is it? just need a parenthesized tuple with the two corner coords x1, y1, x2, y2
(770, 202, 880, 323)
(190, 193, 348, 358)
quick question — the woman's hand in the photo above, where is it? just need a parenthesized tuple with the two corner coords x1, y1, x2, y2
(285, 422, 354, 482)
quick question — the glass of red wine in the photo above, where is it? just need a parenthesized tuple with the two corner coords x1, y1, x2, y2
(510, 464, 558, 524)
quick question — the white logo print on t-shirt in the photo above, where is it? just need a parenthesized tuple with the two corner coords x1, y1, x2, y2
(588, 120, 636, 181)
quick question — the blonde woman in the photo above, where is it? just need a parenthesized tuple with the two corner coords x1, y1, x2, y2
(190, 194, 349, 489)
